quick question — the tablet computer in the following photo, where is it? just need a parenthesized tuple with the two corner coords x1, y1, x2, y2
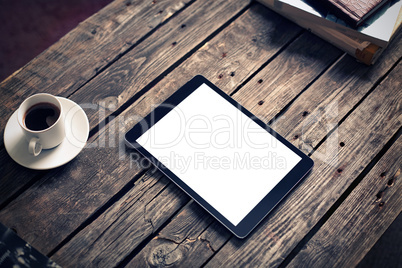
(125, 75, 313, 238)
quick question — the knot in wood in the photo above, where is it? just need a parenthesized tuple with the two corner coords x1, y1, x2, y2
(149, 241, 183, 267)
(98, 96, 119, 110)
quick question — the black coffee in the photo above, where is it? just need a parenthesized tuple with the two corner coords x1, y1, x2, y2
(24, 102, 60, 131)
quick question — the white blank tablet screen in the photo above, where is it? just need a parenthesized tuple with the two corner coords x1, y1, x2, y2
(136, 83, 301, 225)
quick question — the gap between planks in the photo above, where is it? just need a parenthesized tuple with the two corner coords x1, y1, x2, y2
(113, 28, 402, 266)
(48, 23, 398, 268)
(0, 0, 196, 146)
(0, 0, 198, 208)
(45, 3, 314, 264)
(278, 126, 401, 268)
(0, 0, 252, 210)
(116, 40, 346, 268)
(2, 2, 398, 266)
(65, 0, 198, 100)
(86, 2, 253, 141)
(204, 60, 398, 264)
(308, 57, 401, 157)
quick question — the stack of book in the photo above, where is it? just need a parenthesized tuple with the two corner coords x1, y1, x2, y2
(257, 0, 402, 65)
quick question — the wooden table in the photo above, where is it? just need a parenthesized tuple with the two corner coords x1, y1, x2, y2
(0, 0, 401, 267)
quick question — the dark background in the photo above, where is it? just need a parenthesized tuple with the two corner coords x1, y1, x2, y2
(0, 0, 400, 267)
(0, 0, 112, 82)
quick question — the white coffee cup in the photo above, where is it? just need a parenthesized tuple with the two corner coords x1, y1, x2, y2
(17, 93, 65, 156)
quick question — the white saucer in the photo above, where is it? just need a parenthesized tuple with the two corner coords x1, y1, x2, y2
(4, 97, 89, 170)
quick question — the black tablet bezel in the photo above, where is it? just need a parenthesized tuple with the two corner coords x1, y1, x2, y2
(125, 75, 314, 238)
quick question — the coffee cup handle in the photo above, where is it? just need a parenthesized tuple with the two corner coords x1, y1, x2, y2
(29, 137, 42, 156)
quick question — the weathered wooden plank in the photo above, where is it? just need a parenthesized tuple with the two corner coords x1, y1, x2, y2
(48, 4, 307, 264)
(0, 0, 250, 207)
(287, 137, 401, 268)
(50, 8, 344, 267)
(237, 28, 402, 133)
(204, 62, 401, 267)
(271, 33, 402, 156)
(126, 201, 232, 267)
(116, 17, 402, 268)
(1, 1, 399, 267)
(0, 0, 194, 205)
(53, 169, 190, 267)
(67, 0, 276, 128)
(0, 2, 300, 258)
(0, 0, 193, 145)
(0, 151, 46, 208)
(107, 34, 346, 268)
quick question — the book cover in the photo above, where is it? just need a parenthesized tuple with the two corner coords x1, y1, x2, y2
(318, 0, 392, 27)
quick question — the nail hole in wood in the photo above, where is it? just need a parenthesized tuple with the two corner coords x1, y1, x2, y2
(158, 10, 163, 14)
(152, 0, 157, 4)
(293, 134, 299, 140)
(181, 24, 186, 28)
(126, 1, 131, 6)
(337, 168, 343, 173)
(302, 111, 309, 117)
(91, 29, 97, 34)
(222, 52, 227, 58)
(258, 79, 263, 84)
(340, 142, 345, 147)
(376, 190, 384, 201)
(230, 72, 235, 77)
(378, 201, 385, 208)
(380, 172, 386, 178)
(172, 41, 177, 46)
(258, 100, 264, 105)
(218, 74, 223, 79)
(387, 178, 394, 187)
(252, 38, 257, 42)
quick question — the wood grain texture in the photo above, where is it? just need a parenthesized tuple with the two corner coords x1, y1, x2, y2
(0, 2, 299, 259)
(29, 4, 394, 266)
(204, 62, 401, 267)
(272, 29, 402, 155)
(47, 4, 304, 265)
(0, 0, 193, 145)
(0, 150, 46, 206)
(0, 0, 249, 208)
(66, 0, 282, 128)
(53, 169, 190, 267)
(118, 29, 346, 268)
(117, 13, 402, 268)
(0, 0, 195, 206)
(234, 28, 402, 138)
(0, 139, 146, 254)
(0, 0, 400, 266)
(0, 0, 250, 206)
(287, 137, 401, 268)
(125, 201, 232, 267)
(232, 32, 342, 121)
